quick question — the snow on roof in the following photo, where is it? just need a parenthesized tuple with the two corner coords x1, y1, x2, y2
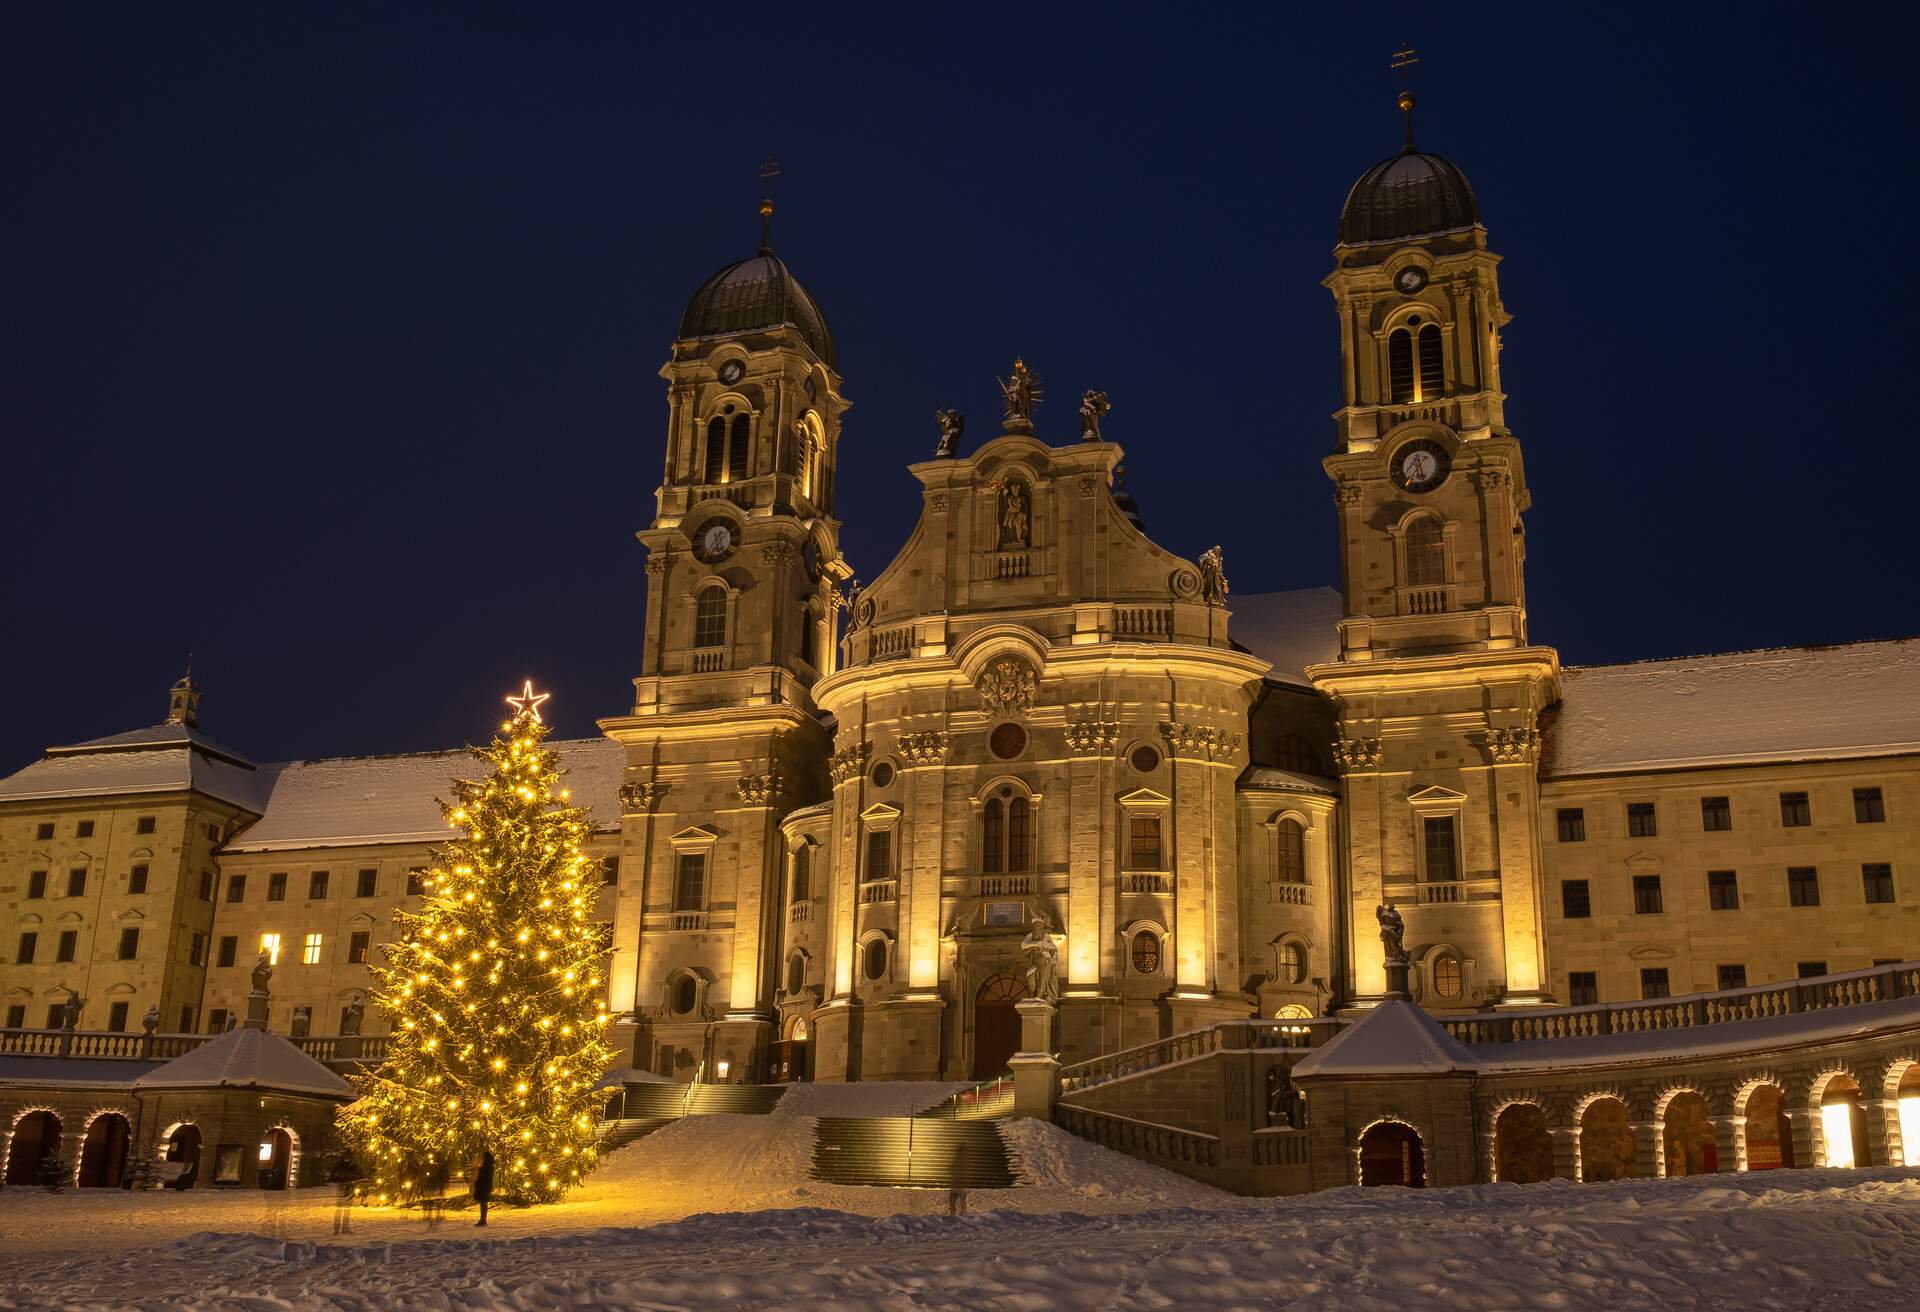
(53, 721, 255, 767)
(132, 1025, 354, 1098)
(1544, 636, 1920, 777)
(1240, 766, 1338, 795)
(226, 737, 624, 852)
(1291, 999, 1479, 1077)
(0, 740, 270, 812)
(0, 1055, 164, 1087)
(1228, 588, 1342, 686)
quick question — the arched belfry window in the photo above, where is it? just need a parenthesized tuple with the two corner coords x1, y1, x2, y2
(693, 589, 727, 648)
(704, 417, 726, 483)
(1405, 517, 1446, 587)
(1388, 321, 1445, 404)
(727, 414, 750, 482)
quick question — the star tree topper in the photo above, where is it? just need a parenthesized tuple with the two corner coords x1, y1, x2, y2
(505, 679, 550, 724)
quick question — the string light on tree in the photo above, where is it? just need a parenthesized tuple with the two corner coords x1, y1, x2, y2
(341, 683, 612, 1207)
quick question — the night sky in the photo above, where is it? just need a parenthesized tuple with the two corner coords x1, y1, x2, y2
(4, 3, 1914, 772)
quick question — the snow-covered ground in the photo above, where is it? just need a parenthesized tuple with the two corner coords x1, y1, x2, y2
(2, 1104, 1917, 1310)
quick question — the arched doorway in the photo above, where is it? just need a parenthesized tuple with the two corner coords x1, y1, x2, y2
(164, 1123, 202, 1189)
(1579, 1097, 1635, 1181)
(1493, 1103, 1553, 1183)
(77, 1113, 131, 1188)
(1742, 1085, 1794, 1170)
(259, 1128, 294, 1189)
(1895, 1064, 1920, 1166)
(1819, 1073, 1867, 1167)
(5, 1110, 62, 1186)
(771, 1014, 812, 1083)
(1662, 1091, 1716, 1176)
(972, 974, 1030, 1079)
(1358, 1121, 1425, 1187)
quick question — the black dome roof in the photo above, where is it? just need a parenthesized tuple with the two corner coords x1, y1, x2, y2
(678, 250, 836, 369)
(1338, 149, 1480, 246)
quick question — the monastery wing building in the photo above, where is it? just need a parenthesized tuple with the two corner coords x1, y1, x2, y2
(3, 115, 1916, 1094)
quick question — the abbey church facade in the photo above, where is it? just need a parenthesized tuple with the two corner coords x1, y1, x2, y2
(4, 117, 1916, 1088)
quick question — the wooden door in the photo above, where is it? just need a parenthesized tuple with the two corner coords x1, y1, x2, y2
(972, 974, 1029, 1079)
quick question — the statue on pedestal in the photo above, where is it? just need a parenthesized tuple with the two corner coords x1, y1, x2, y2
(934, 409, 964, 458)
(998, 358, 1043, 428)
(1021, 918, 1061, 1004)
(1198, 545, 1229, 603)
(1376, 901, 1408, 963)
(251, 949, 275, 994)
(1078, 390, 1111, 441)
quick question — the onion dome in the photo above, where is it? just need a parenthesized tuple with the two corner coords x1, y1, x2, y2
(678, 233, 836, 368)
(1337, 92, 1480, 246)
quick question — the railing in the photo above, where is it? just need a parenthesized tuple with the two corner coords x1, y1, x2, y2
(293, 1034, 391, 1062)
(1123, 873, 1169, 894)
(789, 900, 813, 924)
(1245, 1019, 1340, 1049)
(869, 626, 912, 661)
(978, 875, 1033, 896)
(1403, 586, 1449, 615)
(1419, 880, 1466, 904)
(691, 650, 726, 673)
(994, 552, 1031, 580)
(1253, 1127, 1311, 1166)
(1114, 607, 1172, 639)
(0, 1028, 215, 1060)
(1053, 1105, 1218, 1166)
(858, 879, 898, 906)
(669, 910, 709, 931)
(1271, 881, 1311, 905)
(1059, 1026, 1226, 1095)
(1443, 959, 1920, 1045)
(690, 483, 755, 510)
(920, 1074, 1015, 1120)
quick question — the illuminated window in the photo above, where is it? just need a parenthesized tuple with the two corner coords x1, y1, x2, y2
(1432, 954, 1462, 999)
(1128, 816, 1162, 870)
(349, 931, 370, 964)
(693, 591, 727, 648)
(302, 933, 323, 965)
(1417, 323, 1443, 398)
(1280, 940, 1308, 985)
(1130, 930, 1160, 974)
(727, 413, 750, 482)
(1387, 323, 1444, 403)
(1422, 817, 1458, 882)
(260, 933, 281, 965)
(1405, 517, 1445, 587)
(1276, 818, 1305, 883)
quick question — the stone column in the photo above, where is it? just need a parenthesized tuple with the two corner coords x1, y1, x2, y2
(1630, 1120, 1662, 1180)
(1787, 1108, 1819, 1170)
(1711, 1115, 1745, 1173)
(1477, 1129, 1497, 1183)
(1862, 1099, 1904, 1168)
(1549, 1126, 1580, 1181)
(1008, 998, 1059, 1120)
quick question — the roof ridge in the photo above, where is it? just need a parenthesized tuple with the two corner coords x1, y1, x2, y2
(1564, 632, 1920, 674)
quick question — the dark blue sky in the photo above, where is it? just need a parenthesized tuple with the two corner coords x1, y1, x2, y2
(3, 3, 1914, 770)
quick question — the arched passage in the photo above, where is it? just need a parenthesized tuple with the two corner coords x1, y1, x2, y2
(5, 1110, 62, 1186)
(1493, 1103, 1553, 1183)
(1740, 1084, 1795, 1170)
(76, 1112, 132, 1188)
(1662, 1091, 1716, 1176)
(972, 974, 1030, 1079)
(1358, 1120, 1425, 1187)
(1578, 1096, 1635, 1182)
(1818, 1072, 1867, 1167)
(259, 1127, 295, 1189)
(1896, 1064, 1920, 1166)
(163, 1122, 202, 1188)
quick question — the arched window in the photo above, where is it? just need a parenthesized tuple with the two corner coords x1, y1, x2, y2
(1130, 930, 1161, 974)
(693, 590, 727, 648)
(863, 938, 888, 982)
(1405, 518, 1445, 587)
(1007, 796, 1030, 872)
(674, 975, 698, 1014)
(785, 952, 805, 994)
(1432, 954, 1463, 999)
(1388, 322, 1446, 404)
(1274, 734, 1323, 775)
(1388, 328, 1414, 403)
(1280, 941, 1308, 985)
(704, 417, 726, 483)
(790, 846, 809, 904)
(983, 797, 1004, 873)
(727, 414, 750, 483)
(1276, 818, 1305, 883)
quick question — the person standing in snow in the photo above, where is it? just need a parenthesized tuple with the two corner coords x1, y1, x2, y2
(472, 1149, 495, 1227)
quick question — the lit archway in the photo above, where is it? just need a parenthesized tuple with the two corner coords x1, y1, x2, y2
(1816, 1071, 1867, 1168)
(1578, 1096, 1635, 1182)
(162, 1122, 202, 1189)
(76, 1111, 132, 1188)
(259, 1125, 298, 1189)
(4, 1109, 62, 1187)
(1493, 1102, 1553, 1183)
(1661, 1091, 1716, 1176)
(1357, 1119, 1425, 1187)
(1738, 1082, 1795, 1170)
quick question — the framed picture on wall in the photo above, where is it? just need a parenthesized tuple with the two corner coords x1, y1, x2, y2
(213, 1145, 244, 1184)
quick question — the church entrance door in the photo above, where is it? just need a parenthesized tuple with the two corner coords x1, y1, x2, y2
(972, 974, 1029, 1079)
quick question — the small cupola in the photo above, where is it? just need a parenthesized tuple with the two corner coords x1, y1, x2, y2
(166, 668, 201, 727)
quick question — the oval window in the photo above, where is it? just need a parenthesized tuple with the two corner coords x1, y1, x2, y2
(863, 938, 889, 982)
(1129, 744, 1160, 773)
(1433, 955, 1462, 999)
(1130, 930, 1161, 974)
(786, 954, 805, 993)
(674, 976, 698, 1015)
(989, 723, 1027, 760)
(870, 761, 895, 789)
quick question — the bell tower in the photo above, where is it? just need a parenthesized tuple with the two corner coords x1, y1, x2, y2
(1309, 90, 1561, 1011)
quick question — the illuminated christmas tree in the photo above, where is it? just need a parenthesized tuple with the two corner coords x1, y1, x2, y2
(342, 683, 613, 1206)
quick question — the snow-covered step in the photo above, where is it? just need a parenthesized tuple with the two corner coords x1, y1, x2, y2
(811, 1117, 1018, 1189)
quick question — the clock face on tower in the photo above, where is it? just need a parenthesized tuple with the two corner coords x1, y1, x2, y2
(717, 359, 745, 385)
(1395, 266, 1429, 294)
(693, 517, 737, 564)
(1389, 438, 1451, 494)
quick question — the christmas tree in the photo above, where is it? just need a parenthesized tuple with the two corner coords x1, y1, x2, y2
(342, 683, 614, 1206)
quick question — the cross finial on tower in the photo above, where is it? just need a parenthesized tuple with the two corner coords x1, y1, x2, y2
(1391, 45, 1419, 153)
(758, 155, 781, 254)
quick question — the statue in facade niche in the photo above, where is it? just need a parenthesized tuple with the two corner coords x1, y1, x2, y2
(999, 358, 1043, 423)
(1078, 390, 1111, 441)
(1376, 901, 1408, 964)
(1198, 544, 1229, 603)
(251, 949, 275, 994)
(998, 480, 1031, 549)
(1022, 918, 1061, 1004)
(934, 409, 964, 458)
(342, 994, 365, 1036)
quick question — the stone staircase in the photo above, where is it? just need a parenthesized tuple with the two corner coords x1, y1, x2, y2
(596, 1080, 791, 1156)
(811, 1116, 1019, 1188)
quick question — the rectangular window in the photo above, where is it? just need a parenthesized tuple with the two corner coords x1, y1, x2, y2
(35, 821, 53, 840)
(302, 932, 323, 965)
(217, 935, 238, 968)
(349, 931, 371, 964)
(1798, 961, 1828, 979)
(601, 856, 620, 886)
(128, 864, 148, 894)
(76, 820, 95, 838)
(15, 932, 36, 964)
(260, 932, 282, 965)
(108, 1001, 128, 1032)
(1640, 967, 1671, 999)
(1568, 971, 1599, 1006)
(1708, 869, 1740, 910)
(45, 1005, 64, 1029)
(1863, 862, 1895, 904)
(136, 816, 156, 835)
(1780, 791, 1812, 827)
(1560, 879, 1591, 918)
(26, 870, 46, 899)
(1701, 796, 1732, 831)
(178, 1006, 195, 1032)
(1556, 808, 1586, 842)
(267, 872, 287, 901)
(225, 874, 247, 903)
(205, 822, 219, 842)
(1855, 787, 1886, 823)
(56, 930, 77, 962)
(1626, 802, 1657, 837)
(1717, 963, 1748, 991)
(5, 1005, 24, 1029)
(406, 869, 425, 896)
(117, 927, 140, 960)
(864, 830, 893, 882)
(1128, 816, 1163, 869)
(356, 868, 377, 897)
(1788, 866, 1820, 906)
(1632, 874, 1664, 914)
(189, 931, 206, 966)
(693, 592, 727, 648)
(67, 868, 87, 897)
(308, 870, 329, 899)
(1422, 816, 1458, 882)
(207, 1008, 228, 1033)
(198, 870, 213, 900)
(674, 853, 706, 910)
